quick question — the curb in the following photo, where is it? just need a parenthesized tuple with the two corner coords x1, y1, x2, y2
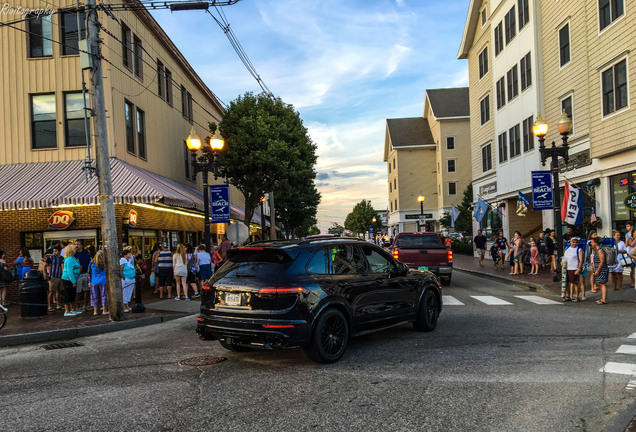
(0, 313, 190, 347)
(605, 399, 636, 432)
(455, 267, 557, 296)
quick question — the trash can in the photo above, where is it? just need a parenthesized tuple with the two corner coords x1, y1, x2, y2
(20, 270, 48, 318)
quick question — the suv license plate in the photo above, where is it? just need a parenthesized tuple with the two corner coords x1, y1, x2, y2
(418, 266, 429, 271)
(225, 293, 241, 306)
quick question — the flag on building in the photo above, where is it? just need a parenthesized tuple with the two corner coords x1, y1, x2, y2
(561, 181, 584, 226)
(451, 206, 460, 228)
(516, 191, 531, 216)
(473, 197, 489, 223)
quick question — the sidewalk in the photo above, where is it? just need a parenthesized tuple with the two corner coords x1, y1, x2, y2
(0, 285, 200, 347)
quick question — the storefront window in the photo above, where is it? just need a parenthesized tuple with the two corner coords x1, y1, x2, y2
(161, 231, 183, 251)
(611, 172, 636, 229)
(479, 205, 503, 238)
(128, 229, 157, 259)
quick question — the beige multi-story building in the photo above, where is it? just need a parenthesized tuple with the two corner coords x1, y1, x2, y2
(0, 1, 258, 284)
(459, 0, 635, 242)
(384, 88, 471, 236)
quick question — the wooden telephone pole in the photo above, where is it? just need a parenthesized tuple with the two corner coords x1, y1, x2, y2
(86, 0, 124, 320)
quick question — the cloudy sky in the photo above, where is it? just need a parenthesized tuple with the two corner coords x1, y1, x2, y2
(149, 0, 469, 232)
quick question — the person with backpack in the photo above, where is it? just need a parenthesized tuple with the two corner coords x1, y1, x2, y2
(590, 237, 609, 304)
(185, 244, 200, 298)
(609, 230, 627, 292)
(625, 221, 635, 289)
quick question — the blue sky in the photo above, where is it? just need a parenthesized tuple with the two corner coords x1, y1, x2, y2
(149, 0, 469, 232)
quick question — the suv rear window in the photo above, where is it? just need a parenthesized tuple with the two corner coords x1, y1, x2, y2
(223, 249, 292, 277)
(395, 235, 444, 249)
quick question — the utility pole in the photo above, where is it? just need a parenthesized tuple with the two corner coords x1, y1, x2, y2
(86, 0, 124, 320)
(269, 192, 276, 240)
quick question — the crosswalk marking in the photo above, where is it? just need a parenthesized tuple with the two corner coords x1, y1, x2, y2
(599, 362, 636, 375)
(471, 296, 513, 305)
(629, 333, 636, 339)
(616, 345, 636, 355)
(442, 295, 464, 305)
(627, 378, 636, 391)
(514, 295, 561, 305)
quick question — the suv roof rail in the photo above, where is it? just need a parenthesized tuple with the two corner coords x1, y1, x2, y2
(296, 236, 368, 245)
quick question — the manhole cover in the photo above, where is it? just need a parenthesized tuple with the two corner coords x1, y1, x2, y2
(179, 355, 227, 366)
(42, 341, 85, 350)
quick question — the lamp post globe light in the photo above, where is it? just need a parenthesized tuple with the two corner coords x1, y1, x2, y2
(186, 128, 225, 252)
(532, 113, 572, 283)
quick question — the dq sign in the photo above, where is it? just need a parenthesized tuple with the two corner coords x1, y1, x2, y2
(48, 210, 75, 230)
(128, 209, 138, 227)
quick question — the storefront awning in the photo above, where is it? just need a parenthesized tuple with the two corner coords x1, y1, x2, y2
(0, 158, 205, 211)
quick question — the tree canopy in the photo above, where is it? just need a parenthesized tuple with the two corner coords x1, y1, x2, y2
(327, 222, 345, 236)
(213, 92, 318, 229)
(343, 200, 382, 235)
(439, 182, 473, 234)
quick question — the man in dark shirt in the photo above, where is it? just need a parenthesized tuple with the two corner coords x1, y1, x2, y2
(74, 240, 92, 311)
(473, 230, 488, 267)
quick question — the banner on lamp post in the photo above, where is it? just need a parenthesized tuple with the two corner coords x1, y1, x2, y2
(531, 170, 553, 210)
(210, 184, 230, 223)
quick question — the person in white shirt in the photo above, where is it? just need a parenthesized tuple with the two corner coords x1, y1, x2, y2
(562, 237, 584, 302)
(609, 229, 627, 292)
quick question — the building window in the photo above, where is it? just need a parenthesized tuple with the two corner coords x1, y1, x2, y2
(480, 95, 490, 125)
(509, 124, 521, 158)
(448, 182, 458, 195)
(122, 23, 132, 69)
(30, 93, 57, 149)
(479, 47, 489, 79)
(125, 100, 135, 154)
(447, 159, 456, 173)
(64, 92, 87, 147)
(181, 86, 193, 122)
(393, 178, 396, 190)
(602, 59, 628, 116)
(520, 52, 532, 90)
(388, 162, 391, 174)
(481, 8, 487, 26)
(522, 115, 534, 152)
(599, 0, 624, 31)
(482, 143, 493, 172)
(390, 202, 393, 212)
(165, 69, 173, 106)
(498, 132, 508, 163)
(136, 108, 146, 160)
(394, 199, 397, 211)
(559, 24, 570, 67)
(393, 158, 395, 169)
(184, 141, 192, 181)
(496, 77, 506, 109)
(389, 182, 392, 193)
(518, 0, 529, 29)
(60, 11, 86, 56)
(507, 65, 518, 101)
(157, 61, 164, 98)
(561, 96, 574, 135)
(133, 35, 143, 78)
(446, 136, 455, 150)
(494, 22, 503, 55)
(28, 14, 52, 57)
(505, 6, 516, 44)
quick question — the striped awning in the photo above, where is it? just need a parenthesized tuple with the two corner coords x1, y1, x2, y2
(0, 158, 205, 211)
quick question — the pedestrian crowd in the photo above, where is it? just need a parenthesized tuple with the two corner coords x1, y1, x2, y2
(473, 222, 636, 304)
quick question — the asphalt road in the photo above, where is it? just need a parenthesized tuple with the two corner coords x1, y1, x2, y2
(1, 271, 635, 432)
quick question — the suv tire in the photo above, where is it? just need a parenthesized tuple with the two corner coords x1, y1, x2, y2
(414, 289, 439, 332)
(304, 309, 349, 363)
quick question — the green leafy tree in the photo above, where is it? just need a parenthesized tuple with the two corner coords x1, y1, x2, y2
(439, 182, 473, 234)
(295, 216, 320, 237)
(212, 92, 318, 227)
(276, 177, 321, 238)
(327, 223, 345, 236)
(343, 200, 382, 235)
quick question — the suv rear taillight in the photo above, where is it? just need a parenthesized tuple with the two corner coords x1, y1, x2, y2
(447, 250, 453, 263)
(392, 249, 399, 260)
(201, 284, 212, 290)
(258, 285, 308, 298)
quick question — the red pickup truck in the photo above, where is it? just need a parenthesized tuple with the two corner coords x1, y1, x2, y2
(391, 232, 453, 286)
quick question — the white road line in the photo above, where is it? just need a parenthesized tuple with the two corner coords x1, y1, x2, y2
(616, 345, 636, 355)
(442, 295, 464, 306)
(514, 295, 561, 305)
(600, 362, 636, 375)
(471, 296, 513, 305)
(629, 333, 636, 339)
(627, 378, 636, 391)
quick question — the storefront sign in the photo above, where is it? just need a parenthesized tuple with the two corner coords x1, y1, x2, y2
(531, 171, 553, 210)
(479, 182, 497, 196)
(405, 213, 432, 219)
(624, 192, 636, 210)
(210, 184, 230, 223)
(48, 210, 75, 230)
(128, 210, 138, 227)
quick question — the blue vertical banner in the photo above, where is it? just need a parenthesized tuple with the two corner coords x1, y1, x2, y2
(210, 184, 230, 223)
(531, 170, 553, 210)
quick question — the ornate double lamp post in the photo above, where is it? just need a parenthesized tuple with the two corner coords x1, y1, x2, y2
(417, 195, 425, 232)
(532, 112, 572, 282)
(185, 128, 225, 252)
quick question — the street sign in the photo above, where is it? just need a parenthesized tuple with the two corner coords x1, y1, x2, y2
(368, 224, 375, 234)
(210, 184, 230, 223)
(226, 222, 249, 244)
(531, 171, 553, 210)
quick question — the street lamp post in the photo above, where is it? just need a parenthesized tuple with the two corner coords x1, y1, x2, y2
(186, 128, 225, 252)
(417, 195, 425, 232)
(532, 113, 572, 283)
(260, 196, 266, 240)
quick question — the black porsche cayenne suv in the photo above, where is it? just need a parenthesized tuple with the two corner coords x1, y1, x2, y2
(196, 237, 442, 363)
